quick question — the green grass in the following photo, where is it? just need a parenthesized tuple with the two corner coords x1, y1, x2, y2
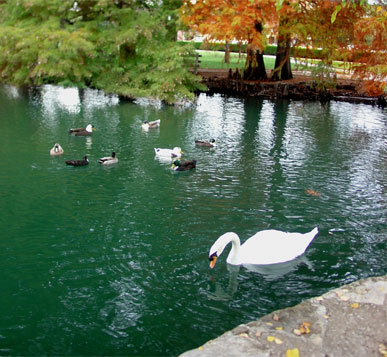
(197, 50, 353, 73)
(197, 50, 276, 70)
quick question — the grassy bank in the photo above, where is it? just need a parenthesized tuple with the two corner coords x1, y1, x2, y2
(196, 50, 354, 75)
(197, 50, 276, 70)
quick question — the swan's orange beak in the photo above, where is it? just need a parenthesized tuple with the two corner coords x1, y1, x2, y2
(209, 254, 217, 269)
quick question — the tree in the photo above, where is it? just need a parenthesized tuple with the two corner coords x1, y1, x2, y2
(180, 0, 277, 80)
(271, 1, 295, 80)
(0, 0, 205, 104)
(342, 2, 387, 95)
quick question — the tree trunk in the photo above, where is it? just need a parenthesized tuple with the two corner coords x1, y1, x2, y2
(271, 29, 293, 81)
(243, 46, 267, 80)
(224, 41, 230, 64)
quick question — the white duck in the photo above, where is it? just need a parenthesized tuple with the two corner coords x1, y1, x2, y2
(142, 119, 160, 130)
(154, 147, 183, 158)
(98, 152, 118, 165)
(209, 227, 318, 268)
(50, 143, 64, 156)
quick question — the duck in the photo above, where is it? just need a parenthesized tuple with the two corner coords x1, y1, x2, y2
(171, 159, 197, 171)
(65, 156, 89, 166)
(68, 124, 95, 136)
(154, 147, 183, 158)
(50, 143, 64, 156)
(142, 119, 160, 130)
(209, 227, 318, 268)
(98, 152, 118, 165)
(195, 139, 217, 147)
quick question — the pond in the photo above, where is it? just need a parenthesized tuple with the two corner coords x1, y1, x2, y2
(0, 85, 386, 356)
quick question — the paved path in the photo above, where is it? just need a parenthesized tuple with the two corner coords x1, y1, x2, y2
(181, 276, 387, 357)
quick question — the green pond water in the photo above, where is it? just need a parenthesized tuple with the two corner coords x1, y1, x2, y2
(0, 85, 386, 356)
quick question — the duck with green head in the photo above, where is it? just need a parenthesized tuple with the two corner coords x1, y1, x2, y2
(171, 159, 196, 171)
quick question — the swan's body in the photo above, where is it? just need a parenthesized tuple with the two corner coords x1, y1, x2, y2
(171, 159, 196, 171)
(98, 152, 118, 165)
(142, 119, 160, 130)
(154, 147, 183, 158)
(195, 139, 216, 147)
(50, 143, 64, 156)
(209, 227, 318, 268)
(68, 124, 95, 136)
(65, 156, 89, 166)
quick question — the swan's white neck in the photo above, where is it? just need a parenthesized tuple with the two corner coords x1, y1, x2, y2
(212, 232, 242, 265)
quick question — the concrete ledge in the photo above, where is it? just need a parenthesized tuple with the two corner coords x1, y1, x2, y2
(180, 276, 387, 357)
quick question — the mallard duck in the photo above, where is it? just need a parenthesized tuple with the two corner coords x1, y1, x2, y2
(171, 160, 196, 171)
(154, 147, 183, 158)
(195, 139, 217, 147)
(209, 227, 318, 268)
(68, 124, 95, 136)
(98, 152, 118, 165)
(65, 156, 89, 166)
(50, 143, 64, 156)
(142, 119, 160, 130)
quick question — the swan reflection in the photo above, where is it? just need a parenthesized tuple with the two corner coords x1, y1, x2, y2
(208, 256, 313, 301)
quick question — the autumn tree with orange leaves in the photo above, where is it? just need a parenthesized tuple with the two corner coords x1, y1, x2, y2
(181, 0, 387, 95)
(296, 0, 386, 95)
(338, 1, 387, 95)
(180, 0, 278, 80)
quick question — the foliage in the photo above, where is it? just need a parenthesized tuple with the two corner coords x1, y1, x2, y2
(311, 61, 337, 90)
(181, 0, 277, 52)
(350, 3, 387, 95)
(181, 0, 386, 94)
(0, 0, 205, 104)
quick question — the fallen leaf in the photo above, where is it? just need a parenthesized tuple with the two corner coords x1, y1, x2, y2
(198, 346, 203, 351)
(255, 330, 262, 337)
(273, 313, 279, 321)
(351, 302, 360, 309)
(275, 326, 283, 330)
(378, 343, 387, 356)
(267, 336, 283, 344)
(306, 189, 321, 197)
(324, 314, 329, 319)
(293, 328, 302, 336)
(266, 322, 273, 326)
(295, 322, 311, 335)
(286, 348, 300, 357)
(239, 333, 249, 338)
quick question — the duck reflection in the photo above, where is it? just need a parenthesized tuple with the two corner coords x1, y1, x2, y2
(86, 136, 92, 149)
(208, 256, 313, 301)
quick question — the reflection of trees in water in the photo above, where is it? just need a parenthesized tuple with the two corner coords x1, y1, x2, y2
(267, 100, 290, 224)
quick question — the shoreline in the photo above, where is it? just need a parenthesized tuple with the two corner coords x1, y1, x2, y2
(196, 69, 386, 107)
(180, 275, 387, 357)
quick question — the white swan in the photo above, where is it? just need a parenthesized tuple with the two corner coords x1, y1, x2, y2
(209, 227, 318, 268)
(154, 147, 183, 158)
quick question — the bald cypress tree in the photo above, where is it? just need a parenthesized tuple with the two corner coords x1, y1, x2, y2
(0, 0, 204, 104)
